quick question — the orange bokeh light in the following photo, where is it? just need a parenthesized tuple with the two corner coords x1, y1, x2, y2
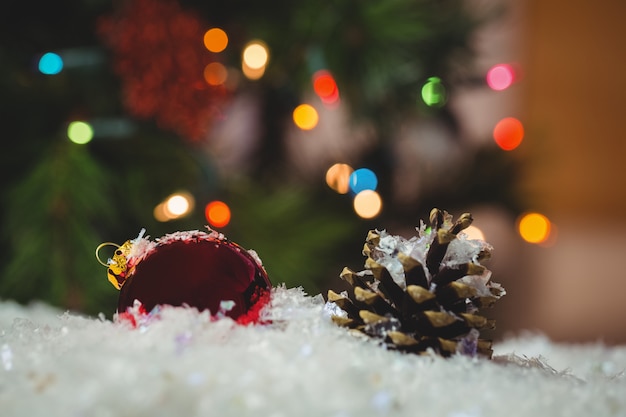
(203, 28, 228, 53)
(493, 117, 524, 151)
(205, 201, 231, 228)
(203, 62, 228, 86)
(292, 104, 319, 130)
(325, 163, 353, 194)
(518, 212, 552, 244)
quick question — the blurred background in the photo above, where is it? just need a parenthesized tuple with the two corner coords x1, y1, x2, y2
(1, 0, 624, 343)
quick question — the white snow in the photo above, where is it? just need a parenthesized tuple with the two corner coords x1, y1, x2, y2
(1, 286, 625, 417)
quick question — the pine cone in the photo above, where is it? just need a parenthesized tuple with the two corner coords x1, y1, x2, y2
(326, 208, 505, 358)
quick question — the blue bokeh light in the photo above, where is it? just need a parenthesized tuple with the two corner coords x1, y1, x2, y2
(38, 52, 64, 75)
(349, 168, 378, 194)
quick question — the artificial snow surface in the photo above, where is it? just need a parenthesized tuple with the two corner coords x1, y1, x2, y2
(1, 287, 625, 417)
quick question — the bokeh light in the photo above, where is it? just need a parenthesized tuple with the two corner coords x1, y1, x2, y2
(205, 200, 231, 228)
(166, 194, 191, 217)
(493, 117, 524, 151)
(242, 62, 265, 80)
(325, 163, 354, 194)
(203, 62, 228, 86)
(293, 104, 319, 130)
(38, 52, 63, 75)
(67, 121, 94, 144)
(155, 191, 195, 221)
(153, 203, 170, 222)
(486, 63, 515, 91)
(203, 28, 228, 53)
(349, 168, 378, 194)
(242, 41, 269, 70)
(241, 40, 269, 80)
(518, 212, 552, 244)
(421, 76, 447, 107)
(463, 225, 485, 241)
(353, 190, 382, 219)
(313, 70, 339, 105)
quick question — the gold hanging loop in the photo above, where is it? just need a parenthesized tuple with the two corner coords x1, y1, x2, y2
(95, 242, 121, 267)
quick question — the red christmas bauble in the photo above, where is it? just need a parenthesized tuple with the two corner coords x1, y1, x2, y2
(104, 230, 271, 321)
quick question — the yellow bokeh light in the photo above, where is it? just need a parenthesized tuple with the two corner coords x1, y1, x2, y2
(67, 121, 94, 144)
(166, 195, 190, 216)
(153, 202, 171, 222)
(518, 212, 551, 244)
(155, 191, 195, 221)
(204, 62, 228, 86)
(325, 163, 354, 194)
(242, 41, 269, 70)
(203, 28, 228, 53)
(242, 61, 266, 80)
(293, 104, 319, 130)
(353, 190, 382, 219)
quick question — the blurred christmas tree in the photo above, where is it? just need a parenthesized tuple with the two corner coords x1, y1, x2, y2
(0, 0, 520, 315)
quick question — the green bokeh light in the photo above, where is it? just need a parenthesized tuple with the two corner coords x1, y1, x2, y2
(421, 77, 447, 107)
(67, 121, 94, 144)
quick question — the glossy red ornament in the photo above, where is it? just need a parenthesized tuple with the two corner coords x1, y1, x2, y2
(98, 230, 271, 321)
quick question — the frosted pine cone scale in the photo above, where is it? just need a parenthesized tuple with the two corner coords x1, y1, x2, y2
(327, 208, 505, 358)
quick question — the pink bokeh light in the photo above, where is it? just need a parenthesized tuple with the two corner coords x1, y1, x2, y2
(486, 64, 515, 91)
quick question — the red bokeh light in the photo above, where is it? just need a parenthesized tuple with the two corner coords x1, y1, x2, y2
(493, 117, 524, 151)
(313, 70, 339, 104)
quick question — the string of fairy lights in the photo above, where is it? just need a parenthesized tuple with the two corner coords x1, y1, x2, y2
(39, 24, 554, 247)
